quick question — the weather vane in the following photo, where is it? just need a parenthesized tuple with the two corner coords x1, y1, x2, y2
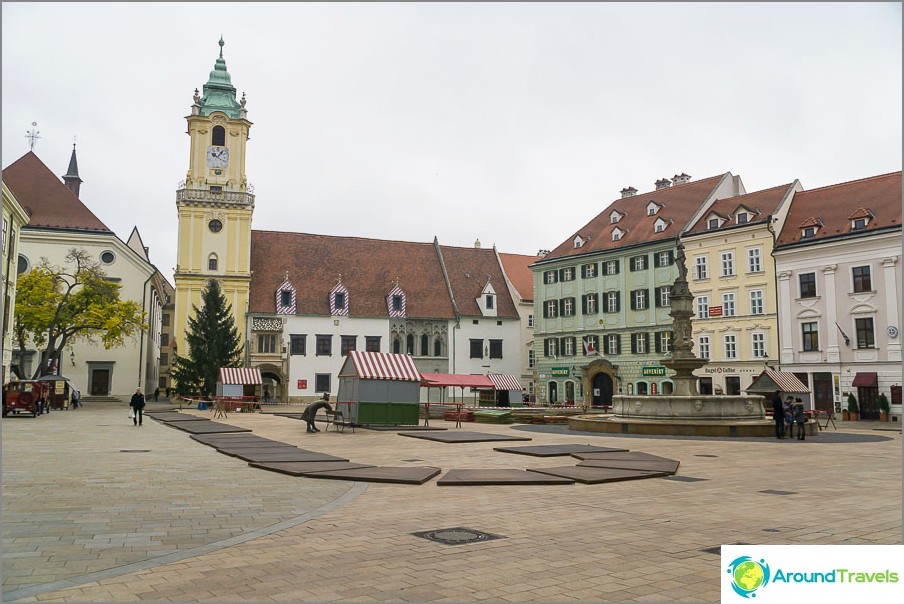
(25, 121, 40, 151)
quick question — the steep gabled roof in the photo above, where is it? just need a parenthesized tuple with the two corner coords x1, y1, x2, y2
(2, 151, 111, 233)
(438, 245, 519, 318)
(499, 252, 540, 302)
(542, 174, 728, 261)
(685, 183, 795, 235)
(249, 231, 455, 318)
(776, 172, 902, 247)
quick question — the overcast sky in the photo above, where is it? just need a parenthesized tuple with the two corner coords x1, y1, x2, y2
(3, 3, 901, 285)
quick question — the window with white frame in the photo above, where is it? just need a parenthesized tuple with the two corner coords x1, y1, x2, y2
(736, 212, 749, 224)
(724, 334, 737, 359)
(749, 290, 764, 315)
(698, 336, 710, 359)
(585, 293, 598, 315)
(722, 292, 736, 317)
(583, 263, 597, 278)
(697, 296, 709, 319)
(631, 255, 648, 271)
(561, 267, 575, 281)
(546, 300, 559, 318)
(546, 338, 558, 357)
(527, 314, 534, 328)
(562, 297, 575, 317)
(720, 251, 735, 277)
(708, 217, 721, 229)
(751, 332, 765, 358)
(544, 270, 557, 284)
(632, 333, 647, 354)
(631, 289, 648, 310)
(656, 250, 673, 267)
(528, 348, 535, 368)
(695, 255, 708, 280)
(605, 291, 620, 313)
(802, 322, 819, 351)
(656, 286, 671, 308)
(612, 228, 623, 241)
(747, 247, 762, 273)
(563, 337, 575, 356)
(605, 334, 620, 355)
(656, 331, 671, 354)
(602, 260, 619, 275)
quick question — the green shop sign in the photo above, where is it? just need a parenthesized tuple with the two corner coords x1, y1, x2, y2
(642, 366, 667, 377)
(551, 367, 571, 377)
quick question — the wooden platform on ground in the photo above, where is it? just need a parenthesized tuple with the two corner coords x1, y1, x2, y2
(248, 461, 376, 476)
(398, 431, 532, 443)
(493, 444, 628, 457)
(526, 466, 668, 484)
(301, 466, 441, 484)
(437, 469, 575, 486)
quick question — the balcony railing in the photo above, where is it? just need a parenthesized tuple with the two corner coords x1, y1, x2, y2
(176, 188, 255, 207)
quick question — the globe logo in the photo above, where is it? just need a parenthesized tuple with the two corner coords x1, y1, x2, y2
(727, 556, 771, 598)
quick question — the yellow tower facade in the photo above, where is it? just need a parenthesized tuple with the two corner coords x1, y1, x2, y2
(174, 38, 254, 354)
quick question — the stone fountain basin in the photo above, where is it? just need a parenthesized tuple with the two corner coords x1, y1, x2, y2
(612, 394, 766, 421)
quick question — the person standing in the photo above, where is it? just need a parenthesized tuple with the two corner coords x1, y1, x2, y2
(302, 393, 332, 433)
(71, 389, 81, 409)
(130, 388, 146, 426)
(771, 391, 785, 439)
(153, 387, 160, 402)
(783, 396, 794, 440)
(793, 397, 807, 440)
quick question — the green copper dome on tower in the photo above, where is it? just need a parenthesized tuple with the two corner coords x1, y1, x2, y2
(197, 37, 244, 119)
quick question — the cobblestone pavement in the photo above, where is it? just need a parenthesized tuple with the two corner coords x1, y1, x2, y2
(3, 403, 901, 602)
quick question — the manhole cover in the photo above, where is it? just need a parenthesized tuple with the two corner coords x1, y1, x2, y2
(663, 476, 707, 482)
(701, 542, 750, 555)
(120, 450, 151, 453)
(412, 527, 504, 546)
(759, 489, 796, 495)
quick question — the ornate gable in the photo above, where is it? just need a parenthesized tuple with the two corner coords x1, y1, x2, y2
(275, 272, 297, 314)
(330, 275, 349, 316)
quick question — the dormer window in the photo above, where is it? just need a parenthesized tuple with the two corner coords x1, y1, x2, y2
(276, 277, 297, 315)
(573, 235, 586, 249)
(852, 217, 868, 230)
(335, 293, 346, 309)
(485, 294, 494, 309)
(386, 284, 407, 317)
(478, 281, 498, 317)
(330, 279, 350, 316)
(653, 217, 668, 233)
(610, 210, 623, 224)
(646, 201, 661, 216)
(736, 213, 749, 224)
(707, 216, 723, 230)
(612, 227, 624, 242)
(802, 226, 817, 239)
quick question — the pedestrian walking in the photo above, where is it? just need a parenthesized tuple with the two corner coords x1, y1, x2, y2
(153, 387, 160, 402)
(70, 389, 81, 409)
(793, 397, 807, 440)
(301, 393, 332, 433)
(771, 391, 785, 439)
(263, 387, 271, 403)
(130, 388, 146, 426)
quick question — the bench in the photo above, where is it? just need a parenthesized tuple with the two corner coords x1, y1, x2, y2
(321, 409, 355, 433)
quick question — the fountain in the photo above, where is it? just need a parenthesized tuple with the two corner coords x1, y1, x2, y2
(569, 242, 773, 437)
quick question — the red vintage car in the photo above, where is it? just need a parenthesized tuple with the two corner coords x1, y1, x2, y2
(2, 380, 50, 417)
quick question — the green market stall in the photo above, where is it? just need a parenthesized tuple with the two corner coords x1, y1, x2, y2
(337, 351, 422, 426)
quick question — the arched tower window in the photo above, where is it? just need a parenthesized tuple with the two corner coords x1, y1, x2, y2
(212, 126, 226, 146)
(208, 253, 218, 271)
(421, 334, 429, 356)
(434, 338, 442, 357)
(406, 334, 415, 355)
(392, 338, 401, 354)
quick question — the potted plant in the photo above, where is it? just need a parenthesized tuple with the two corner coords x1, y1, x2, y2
(841, 393, 851, 421)
(878, 393, 890, 422)
(847, 393, 859, 421)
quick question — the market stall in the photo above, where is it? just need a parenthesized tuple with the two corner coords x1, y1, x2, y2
(337, 351, 422, 426)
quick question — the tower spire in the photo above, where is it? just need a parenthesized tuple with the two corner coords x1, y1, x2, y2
(63, 141, 83, 197)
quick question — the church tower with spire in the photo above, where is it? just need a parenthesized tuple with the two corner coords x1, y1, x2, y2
(173, 37, 254, 353)
(63, 143, 82, 197)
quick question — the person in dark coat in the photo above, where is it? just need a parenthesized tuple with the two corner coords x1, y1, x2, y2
(771, 391, 785, 439)
(793, 397, 807, 440)
(130, 388, 146, 426)
(302, 394, 332, 433)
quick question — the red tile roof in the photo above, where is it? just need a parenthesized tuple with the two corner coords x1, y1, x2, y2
(542, 174, 729, 260)
(2, 152, 111, 232)
(249, 232, 519, 320)
(250, 231, 454, 318)
(438, 245, 519, 319)
(685, 183, 795, 235)
(499, 252, 540, 301)
(776, 172, 902, 246)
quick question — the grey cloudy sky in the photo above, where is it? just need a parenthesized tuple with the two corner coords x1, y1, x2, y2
(3, 2, 901, 284)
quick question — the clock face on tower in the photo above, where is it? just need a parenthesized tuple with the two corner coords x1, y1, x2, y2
(206, 146, 229, 168)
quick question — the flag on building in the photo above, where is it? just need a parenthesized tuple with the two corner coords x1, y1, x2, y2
(583, 337, 599, 356)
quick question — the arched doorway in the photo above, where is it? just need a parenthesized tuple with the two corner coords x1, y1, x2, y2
(548, 381, 558, 404)
(592, 373, 613, 407)
(257, 364, 285, 403)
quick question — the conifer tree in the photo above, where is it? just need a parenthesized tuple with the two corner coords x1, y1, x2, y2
(171, 279, 243, 396)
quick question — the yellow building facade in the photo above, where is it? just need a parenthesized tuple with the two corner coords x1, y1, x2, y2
(682, 182, 800, 395)
(174, 38, 254, 352)
(1, 182, 30, 383)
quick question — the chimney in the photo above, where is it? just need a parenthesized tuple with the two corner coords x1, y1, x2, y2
(672, 173, 691, 185)
(655, 178, 672, 190)
(620, 186, 637, 198)
(537, 249, 549, 257)
(62, 143, 83, 197)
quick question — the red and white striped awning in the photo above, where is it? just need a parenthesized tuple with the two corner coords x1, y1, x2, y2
(219, 367, 263, 385)
(347, 351, 422, 382)
(488, 374, 523, 392)
(745, 370, 809, 394)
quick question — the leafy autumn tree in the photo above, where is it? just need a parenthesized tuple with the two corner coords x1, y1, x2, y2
(170, 279, 243, 397)
(14, 249, 148, 378)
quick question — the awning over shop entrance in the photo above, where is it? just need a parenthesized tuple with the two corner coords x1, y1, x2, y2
(851, 372, 878, 387)
(487, 374, 523, 392)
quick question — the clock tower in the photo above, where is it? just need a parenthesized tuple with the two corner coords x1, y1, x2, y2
(174, 37, 254, 355)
